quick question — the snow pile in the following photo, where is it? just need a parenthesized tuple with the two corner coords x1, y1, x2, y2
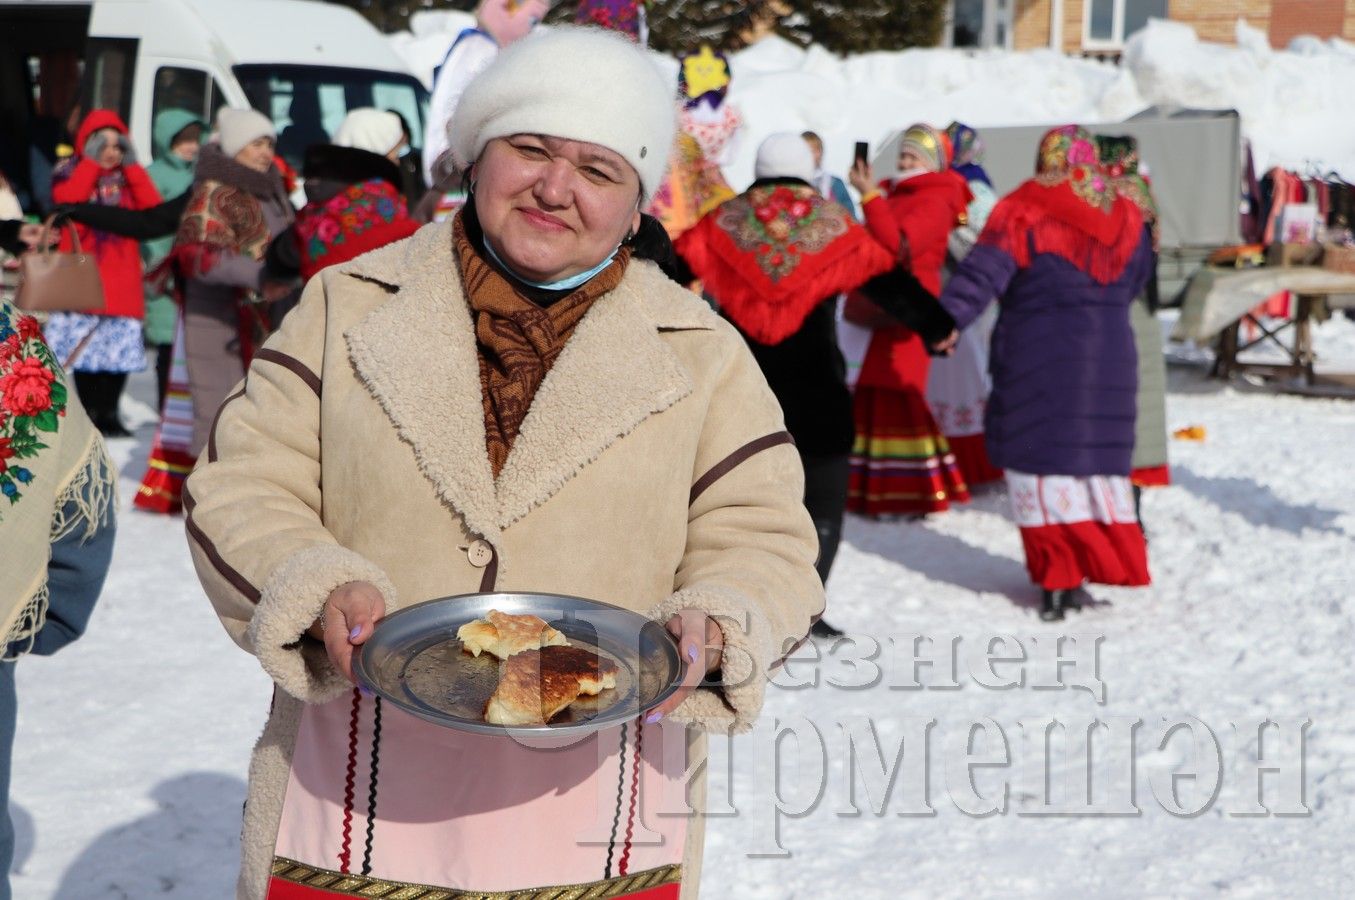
(391, 23, 1142, 188)
(721, 38, 1144, 186)
(392, 15, 1355, 188)
(1123, 19, 1355, 180)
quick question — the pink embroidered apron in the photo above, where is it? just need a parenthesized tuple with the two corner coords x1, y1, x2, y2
(266, 689, 691, 898)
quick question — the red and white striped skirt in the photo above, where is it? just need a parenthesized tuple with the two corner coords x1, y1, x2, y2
(1006, 470, 1150, 591)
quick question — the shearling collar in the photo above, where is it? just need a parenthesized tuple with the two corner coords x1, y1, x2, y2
(342, 222, 716, 545)
(343, 222, 715, 332)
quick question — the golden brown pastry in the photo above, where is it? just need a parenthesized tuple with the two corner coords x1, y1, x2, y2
(457, 609, 568, 660)
(484, 645, 619, 726)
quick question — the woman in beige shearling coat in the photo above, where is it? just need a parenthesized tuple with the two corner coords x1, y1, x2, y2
(185, 28, 822, 900)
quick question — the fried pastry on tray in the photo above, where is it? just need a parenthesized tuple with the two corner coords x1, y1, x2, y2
(457, 609, 568, 660)
(484, 645, 619, 726)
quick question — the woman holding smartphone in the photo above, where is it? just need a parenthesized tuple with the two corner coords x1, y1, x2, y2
(846, 124, 971, 519)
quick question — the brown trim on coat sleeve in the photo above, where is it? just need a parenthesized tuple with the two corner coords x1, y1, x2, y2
(206, 383, 248, 464)
(253, 348, 322, 398)
(689, 431, 795, 506)
(182, 485, 262, 603)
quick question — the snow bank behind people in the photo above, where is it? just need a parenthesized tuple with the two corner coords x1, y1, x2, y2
(391, 16, 1355, 187)
(1124, 18, 1355, 181)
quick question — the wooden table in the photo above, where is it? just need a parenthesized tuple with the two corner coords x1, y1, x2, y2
(1172, 265, 1355, 386)
(1213, 290, 1355, 385)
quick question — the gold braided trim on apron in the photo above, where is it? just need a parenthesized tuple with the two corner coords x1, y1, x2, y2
(270, 857, 682, 899)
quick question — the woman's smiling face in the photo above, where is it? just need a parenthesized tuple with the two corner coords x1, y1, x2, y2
(473, 134, 642, 283)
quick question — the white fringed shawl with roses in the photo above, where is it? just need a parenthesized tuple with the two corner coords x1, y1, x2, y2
(0, 300, 115, 659)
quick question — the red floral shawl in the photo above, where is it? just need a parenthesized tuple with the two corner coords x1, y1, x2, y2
(292, 179, 419, 282)
(676, 183, 894, 344)
(979, 125, 1144, 285)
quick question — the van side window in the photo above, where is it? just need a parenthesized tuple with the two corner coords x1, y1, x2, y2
(151, 67, 210, 152)
(83, 38, 138, 124)
(234, 64, 429, 170)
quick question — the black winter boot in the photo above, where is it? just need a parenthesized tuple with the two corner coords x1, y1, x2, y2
(99, 373, 131, 437)
(802, 456, 849, 643)
(72, 371, 100, 414)
(79, 373, 129, 437)
(1040, 589, 1067, 622)
(74, 368, 119, 433)
(155, 342, 172, 411)
(74, 372, 125, 435)
(811, 619, 844, 638)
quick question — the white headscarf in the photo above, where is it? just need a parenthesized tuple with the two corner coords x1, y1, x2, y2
(334, 109, 405, 157)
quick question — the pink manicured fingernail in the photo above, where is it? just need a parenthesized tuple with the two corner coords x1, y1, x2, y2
(686, 645, 699, 663)
(349, 626, 362, 640)
(645, 711, 663, 725)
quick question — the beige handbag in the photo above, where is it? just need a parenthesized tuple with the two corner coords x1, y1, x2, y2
(15, 215, 105, 313)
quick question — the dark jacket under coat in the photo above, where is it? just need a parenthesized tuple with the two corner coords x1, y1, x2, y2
(694, 177, 953, 458)
(732, 255, 954, 457)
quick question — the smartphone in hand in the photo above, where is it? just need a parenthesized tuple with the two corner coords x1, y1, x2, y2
(854, 141, 869, 166)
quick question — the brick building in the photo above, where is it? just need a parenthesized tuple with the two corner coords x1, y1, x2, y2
(942, 0, 1355, 53)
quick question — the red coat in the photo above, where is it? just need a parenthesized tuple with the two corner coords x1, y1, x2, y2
(51, 109, 162, 318)
(858, 170, 971, 391)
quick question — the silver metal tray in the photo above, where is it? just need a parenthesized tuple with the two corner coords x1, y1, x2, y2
(354, 592, 684, 739)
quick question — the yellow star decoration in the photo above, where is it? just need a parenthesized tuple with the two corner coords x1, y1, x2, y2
(682, 45, 731, 99)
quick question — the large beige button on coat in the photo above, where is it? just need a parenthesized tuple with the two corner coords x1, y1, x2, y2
(466, 539, 494, 568)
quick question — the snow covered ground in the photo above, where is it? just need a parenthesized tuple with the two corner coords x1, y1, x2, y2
(393, 15, 1355, 188)
(11, 315, 1355, 898)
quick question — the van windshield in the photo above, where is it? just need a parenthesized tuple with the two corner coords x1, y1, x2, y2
(234, 64, 429, 171)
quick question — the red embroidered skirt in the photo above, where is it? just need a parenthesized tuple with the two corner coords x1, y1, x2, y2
(947, 433, 1004, 488)
(134, 316, 196, 514)
(1006, 471, 1150, 590)
(847, 385, 970, 516)
(1130, 465, 1171, 488)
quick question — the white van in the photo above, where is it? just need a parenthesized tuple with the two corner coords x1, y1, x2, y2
(0, 0, 428, 205)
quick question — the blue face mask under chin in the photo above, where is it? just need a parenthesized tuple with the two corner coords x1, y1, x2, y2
(483, 238, 622, 292)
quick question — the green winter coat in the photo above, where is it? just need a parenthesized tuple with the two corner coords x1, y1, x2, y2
(1130, 295, 1169, 472)
(142, 109, 206, 346)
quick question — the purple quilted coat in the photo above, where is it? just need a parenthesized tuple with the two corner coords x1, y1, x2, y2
(938, 227, 1154, 477)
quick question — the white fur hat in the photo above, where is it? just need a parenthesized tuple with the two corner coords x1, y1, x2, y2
(754, 133, 817, 184)
(334, 108, 405, 156)
(449, 26, 677, 198)
(216, 108, 276, 158)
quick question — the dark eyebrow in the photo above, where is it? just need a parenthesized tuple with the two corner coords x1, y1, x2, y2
(577, 148, 622, 167)
(579, 154, 625, 177)
(537, 134, 625, 174)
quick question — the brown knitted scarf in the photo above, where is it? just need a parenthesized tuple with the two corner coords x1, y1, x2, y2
(452, 212, 631, 478)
